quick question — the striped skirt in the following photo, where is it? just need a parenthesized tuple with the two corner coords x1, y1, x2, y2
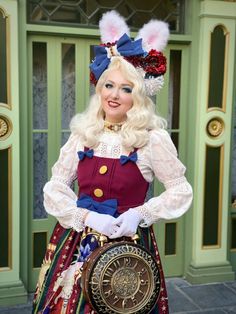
(32, 223, 169, 314)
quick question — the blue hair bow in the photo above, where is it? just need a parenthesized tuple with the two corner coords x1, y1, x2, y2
(90, 33, 146, 80)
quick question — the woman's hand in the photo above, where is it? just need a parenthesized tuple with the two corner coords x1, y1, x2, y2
(84, 211, 117, 237)
(109, 209, 143, 239)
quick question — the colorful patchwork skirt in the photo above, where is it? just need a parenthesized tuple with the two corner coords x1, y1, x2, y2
(32, 223, 169, 314)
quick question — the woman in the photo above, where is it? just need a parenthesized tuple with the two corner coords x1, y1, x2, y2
(32, 11, 193, 314)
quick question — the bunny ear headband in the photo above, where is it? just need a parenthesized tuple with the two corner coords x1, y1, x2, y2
(90, 10, 169, 96)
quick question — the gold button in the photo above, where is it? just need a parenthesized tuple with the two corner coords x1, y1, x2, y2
(99, 165, 108, 174)
(94, 188, 103, 198)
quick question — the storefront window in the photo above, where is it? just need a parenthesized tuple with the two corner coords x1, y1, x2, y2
(27, 0, 185, 33)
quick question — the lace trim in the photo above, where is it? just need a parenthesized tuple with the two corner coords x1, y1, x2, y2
(51, 175, 76, 187)
(112, 144, 122, 158)
(134, 204, 153, 227)
(97, 142, 121, 158)
(164, 176, 187, 190)
(72, 207, 88, 232)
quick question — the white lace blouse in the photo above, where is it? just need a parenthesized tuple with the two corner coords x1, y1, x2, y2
(43, 129, 193, 232)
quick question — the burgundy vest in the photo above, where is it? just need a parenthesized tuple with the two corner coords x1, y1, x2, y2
(77, 149, 149, 214)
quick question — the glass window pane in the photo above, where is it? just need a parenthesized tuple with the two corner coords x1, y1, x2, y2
(33, 132, 48, 219)
(145, 182, 154, 201)
(33, 42, 48, 129)
(33, 232, 47, 268)
(90, 45, 96, 96)
(168, 50, 181, 130)
(0, 10, 8, 104)
(27, 0, 185, 33)
(61, 43, 75, 130)
(171, 132, 179, 152)
(61, 131, 70, 146)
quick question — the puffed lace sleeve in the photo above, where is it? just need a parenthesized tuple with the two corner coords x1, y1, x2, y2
(135, 129, 193, 227)
(43, 133, 88, 232)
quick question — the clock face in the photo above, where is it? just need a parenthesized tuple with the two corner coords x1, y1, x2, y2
(87, 242, 161, 314)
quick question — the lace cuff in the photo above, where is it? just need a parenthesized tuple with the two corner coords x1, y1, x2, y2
(71, 207, 89, 232)
(164, 176, 187, 190)
(133, 204, 153, 227)
(51, 175, 77, 187)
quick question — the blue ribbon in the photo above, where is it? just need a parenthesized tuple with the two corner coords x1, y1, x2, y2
(77, 149, 94, 161)
(77, 194, 118, 217)
(90, 33, 146, 80)
(120, 151, 138, 165)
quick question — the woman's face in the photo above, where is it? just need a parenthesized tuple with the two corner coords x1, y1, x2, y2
(100, 69, 133, 123)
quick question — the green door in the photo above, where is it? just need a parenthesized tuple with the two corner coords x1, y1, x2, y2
(154, 44, 191, 277)
(0, 0, 28, 305)
(27, 35, 190, 290)
(27, 35, 99, 290)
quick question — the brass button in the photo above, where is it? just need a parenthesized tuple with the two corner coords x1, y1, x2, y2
(99, 165, 108, 174)
(94, 188, 103, 198)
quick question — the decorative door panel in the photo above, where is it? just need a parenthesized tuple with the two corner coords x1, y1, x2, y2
(27, 35, 99, 290)
(185, 1, 236, 284)
(0, 0, 27, 303)
(153, 44, 190, 276)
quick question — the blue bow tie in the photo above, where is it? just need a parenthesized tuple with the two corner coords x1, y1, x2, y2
(90, 33, 146, 80)
(120, 151, 138, 165)
(77, 149, 94, 161)
(77, 194, 118, 217)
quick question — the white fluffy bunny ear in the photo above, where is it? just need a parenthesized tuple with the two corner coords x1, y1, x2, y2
(99, 10, 130, 43)
(136, 20, 169, 52)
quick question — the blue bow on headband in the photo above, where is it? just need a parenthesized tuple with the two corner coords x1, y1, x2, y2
(77, 149, 94, 161)
(120, 151, 138, 165)
(90, 33, 146, 80)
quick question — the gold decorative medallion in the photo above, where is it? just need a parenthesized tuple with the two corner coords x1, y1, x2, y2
(0, 116, 12, 140)
(207, 118, 224, 137)
(232, 199, 236, 209)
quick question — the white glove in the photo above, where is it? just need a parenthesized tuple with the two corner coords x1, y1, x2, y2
(84, 211, 116, 237)
(109, 209, 143, 239)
